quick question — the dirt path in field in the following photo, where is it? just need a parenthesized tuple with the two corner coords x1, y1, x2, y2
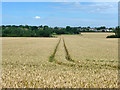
(49, 36, 74, 65)
(55, 37, 67, 63)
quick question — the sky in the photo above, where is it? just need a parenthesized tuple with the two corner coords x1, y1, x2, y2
(2, 0, 119, 2)
(2, 2, 118, 27)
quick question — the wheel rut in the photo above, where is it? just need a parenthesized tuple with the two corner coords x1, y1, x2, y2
(49, 38, 61, 62)
(49, 36, 74, 66)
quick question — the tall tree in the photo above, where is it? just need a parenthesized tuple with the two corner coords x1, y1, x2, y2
(43, 25, 49, 30)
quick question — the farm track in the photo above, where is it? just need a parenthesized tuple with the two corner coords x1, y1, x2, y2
(49, 37, 74, 65)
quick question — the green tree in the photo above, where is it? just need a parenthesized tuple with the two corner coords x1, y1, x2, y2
(54, 27, 59, 30)
(114, 26, 120, 37)
(43, 25, 49, 30)
(24, 25, 29, 29)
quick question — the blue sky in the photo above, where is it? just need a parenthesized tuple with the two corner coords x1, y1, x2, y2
(2, 2, 118, 27)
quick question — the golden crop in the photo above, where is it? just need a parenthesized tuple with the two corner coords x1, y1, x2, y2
(1, 33, 118, 88)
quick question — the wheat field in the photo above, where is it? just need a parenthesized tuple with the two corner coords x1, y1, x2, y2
(1, 33, 118, 88)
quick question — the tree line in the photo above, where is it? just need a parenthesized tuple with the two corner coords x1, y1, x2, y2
(1, 25, 117, 37)
(2, 25, 80, 37)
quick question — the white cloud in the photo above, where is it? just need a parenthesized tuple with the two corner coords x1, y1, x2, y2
(33, 16, 40, 19)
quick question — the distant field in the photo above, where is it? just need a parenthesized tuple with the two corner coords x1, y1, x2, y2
(2, 33, 118, 88)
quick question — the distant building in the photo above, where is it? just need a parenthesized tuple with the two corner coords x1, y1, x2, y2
(89, 28, 97, 31)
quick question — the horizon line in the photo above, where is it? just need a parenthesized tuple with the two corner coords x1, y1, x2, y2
(1, 24, 117, 28)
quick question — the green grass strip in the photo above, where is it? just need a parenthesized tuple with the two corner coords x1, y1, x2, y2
(63, 38, 74, 62)
(49, 38, 61, 62)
